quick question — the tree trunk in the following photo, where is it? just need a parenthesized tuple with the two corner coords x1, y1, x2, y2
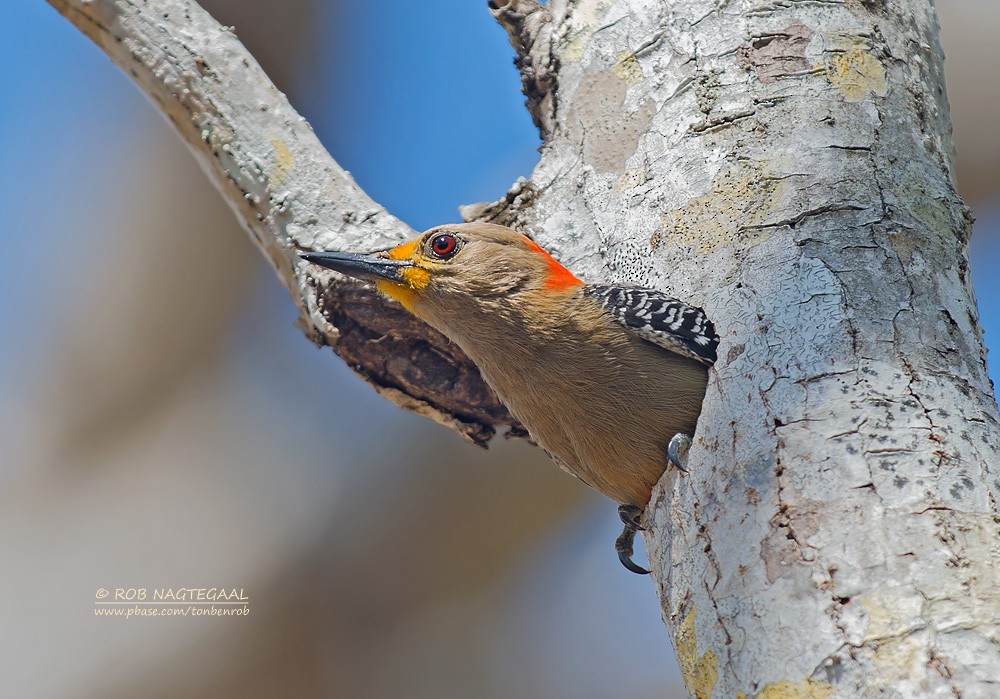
(50, 0, 1000, 695)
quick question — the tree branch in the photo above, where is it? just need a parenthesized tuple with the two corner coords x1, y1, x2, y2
(47, 0, 515, 444)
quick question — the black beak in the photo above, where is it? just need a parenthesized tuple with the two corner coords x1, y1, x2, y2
(299, 251, 412, 284)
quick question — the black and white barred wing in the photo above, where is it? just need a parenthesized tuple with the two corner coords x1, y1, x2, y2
(584, 285, 719, 366)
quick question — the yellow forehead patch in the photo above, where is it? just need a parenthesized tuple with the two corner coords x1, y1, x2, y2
(387, 238, 421, 261)
(383, 238, 431, 290)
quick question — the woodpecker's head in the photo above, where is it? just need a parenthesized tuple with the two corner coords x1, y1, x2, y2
(301, 223, 582, 326)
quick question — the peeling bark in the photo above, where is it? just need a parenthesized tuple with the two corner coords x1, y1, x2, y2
(50, 0, 1000, 694)
(314, 283, 512, 445)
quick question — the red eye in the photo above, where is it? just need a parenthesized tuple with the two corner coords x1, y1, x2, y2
(430, 234, 458, 258)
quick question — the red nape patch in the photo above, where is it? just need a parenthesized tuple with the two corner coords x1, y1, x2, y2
(523, 237, 583, 291)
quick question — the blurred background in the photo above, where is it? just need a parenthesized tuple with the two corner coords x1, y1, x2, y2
(0, 2, 997, 698)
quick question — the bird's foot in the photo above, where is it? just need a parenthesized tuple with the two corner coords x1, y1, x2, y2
(668, 432, 692, 473)
(618, 503, 645, 530)
(616, 504, 650, 575)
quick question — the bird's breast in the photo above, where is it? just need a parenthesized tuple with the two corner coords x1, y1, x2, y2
(461, 327, 707, 506)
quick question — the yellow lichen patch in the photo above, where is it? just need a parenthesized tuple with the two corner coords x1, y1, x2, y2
(758, 678, 835, 698)
(674, 607, 718, 699)
(556, 0, 610, 63)
(863, 632, 925, 687)
(270, 138, 294, 185)
(859, 589, 922, 642)
(696, 650, 718, 698)
(613, 167, 649, 196)
(561, 34, 589, 63)
(612, 50, 644, 84)
(658, 164, 789, 255)
(820, 45, 887, 102)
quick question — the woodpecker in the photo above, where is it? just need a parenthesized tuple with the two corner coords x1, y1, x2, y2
(301, 223, 718, 574)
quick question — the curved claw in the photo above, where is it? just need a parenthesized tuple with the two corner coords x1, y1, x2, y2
(668, 432, 692, 473)
(617, 503, 645, 531)
(615, 523, 651, 575)
(618, 550, 651, 575)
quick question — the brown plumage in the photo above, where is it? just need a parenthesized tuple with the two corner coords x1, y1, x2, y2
(301, 223, 716, 508)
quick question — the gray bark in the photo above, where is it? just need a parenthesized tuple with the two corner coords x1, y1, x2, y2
(50, 0, 1000, 695)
